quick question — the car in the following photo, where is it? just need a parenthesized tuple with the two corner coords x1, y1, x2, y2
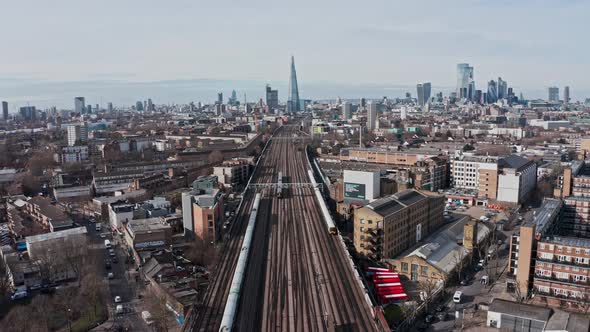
(105, 260, 112, 269)
(424, 314, 435, 323)
(100, 233, 107, 238)
(437, 312, 448, 321)
(453, 291, 463, 303)
(109, 249, 116, 257)
(435, 305, 445, 312)
(108, 272, 114, 279)
(116, 304, 124, 315)
(113, 256, 119, 263)
(40, 286, 56, 295)
(114, 296, 122, 303)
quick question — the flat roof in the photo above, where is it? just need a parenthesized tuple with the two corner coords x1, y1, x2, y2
(489, 299, 552, 322)
(25, 226, 87, 244)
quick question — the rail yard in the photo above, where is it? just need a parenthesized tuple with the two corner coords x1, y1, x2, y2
(184, 124, 376, 332)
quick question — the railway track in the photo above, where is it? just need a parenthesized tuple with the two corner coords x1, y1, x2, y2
(185, 125, 376, 332)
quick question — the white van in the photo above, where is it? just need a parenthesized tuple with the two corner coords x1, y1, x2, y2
(95, 223, 102, 231)
(453, 291, 463, 303)
(104, 239, 112, 248)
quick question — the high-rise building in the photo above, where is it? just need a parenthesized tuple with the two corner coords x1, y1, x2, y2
(359, 98, 366, 108)
(107, 102, 113, 112)
(564, 86, 570, 104)
(229, 90, 237, 105)
(147, 98, 154, 112)
(498, 77, 508, 99)
(456, 63, 474, 99)
(287, 56, 301, 113)
(367, 102, 377, 130)
(74, 97, 85, 114)
(67, 123, 88, 146)
(416, 82, 431, 106)
(217, 92, 223, 105)
(487, 80, 498, 103)
(86, 105, 92, 114)
(548, 87, 559, 102)
(181, 188, 225, 242)
(2, 101, 8, 120)
(342, 102, 352, 120)
(19, 106, 36, 121)
(265, 84, 279, 110)
(135, 101, 144, 112)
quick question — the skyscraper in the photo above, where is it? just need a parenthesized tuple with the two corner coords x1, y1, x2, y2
(74, 97, 85, 114)
(367, 102, 377, 130)
(107, 102, 113, 112)
(265, 84, 279, 110)
(456, 63, 474, 99)
(217, 92, 223, 105)
(497, 77, 508, 99)
(147, 98, 154, 112)
(416, 82, 432, 106)
(2, 101, 8, 120)
(287, 56, 300, 113)
(342, 102, 352, 120)
(67, 122, 88, 146)
(548, 87, 559, 102)
(564, 86, 570, 104)
(487, 80, 498, 103)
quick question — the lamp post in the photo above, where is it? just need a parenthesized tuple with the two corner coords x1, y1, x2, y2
(67, 308, 72, 332)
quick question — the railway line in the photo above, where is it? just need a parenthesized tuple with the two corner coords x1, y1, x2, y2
(184, 124, 376, 332)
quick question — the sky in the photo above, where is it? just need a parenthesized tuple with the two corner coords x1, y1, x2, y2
(0, 0, 589, 108)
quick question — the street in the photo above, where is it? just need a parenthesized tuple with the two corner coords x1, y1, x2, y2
(79, 218, 150, 331)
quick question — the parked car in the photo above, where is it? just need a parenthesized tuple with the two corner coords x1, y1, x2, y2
(453, 291, 463, 303)
(424, 314, 435, 323)
(105, 260, 112, 269)
(437, 312, 448, 321)
(114, 296, 122, 303)
(435, 305, 445, 312)
(108, 272, 114, 279)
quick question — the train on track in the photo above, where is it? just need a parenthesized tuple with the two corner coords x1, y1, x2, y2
(307, 169, 338, 235)
(277, 172, 284, 198)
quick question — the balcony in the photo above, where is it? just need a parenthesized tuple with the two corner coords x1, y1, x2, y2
(535, 290, 587, 304)
(536, 256, 590, 268)
(367, 228, 383, 237)
(534, 274, 590, 287)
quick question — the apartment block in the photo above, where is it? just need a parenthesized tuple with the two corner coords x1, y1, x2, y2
(181, 189, 224, 242)
(213, 159, 250, 188)
(353, 189, 444, 260)
(561, 196, 590, 238)
(450, 155, 499, 198)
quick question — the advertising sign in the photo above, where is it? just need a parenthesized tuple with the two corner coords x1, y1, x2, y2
(344, 182, 366, 199)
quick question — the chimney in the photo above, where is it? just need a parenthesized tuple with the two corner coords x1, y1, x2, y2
(463, 219, 478, 251)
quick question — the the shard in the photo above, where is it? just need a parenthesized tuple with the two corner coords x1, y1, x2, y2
(287, 56, 300, 112)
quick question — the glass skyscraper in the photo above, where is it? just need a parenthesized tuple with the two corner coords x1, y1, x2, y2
(416, 82, 431, 106)
(487, 80, 498, 103)
(456, 63, 474, 99)
(288, 56, 301, 113)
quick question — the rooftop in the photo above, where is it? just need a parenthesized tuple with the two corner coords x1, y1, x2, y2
(25, 226, 87, 244)
(499, 154, 531, 170)
(542, 235, 590, 249)
(127, 218, 171, 234)
(366, 189, 429, 217)
(489, 299, 552, 322)
(545, 310, 590, 332)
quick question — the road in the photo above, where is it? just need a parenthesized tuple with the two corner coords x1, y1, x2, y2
(185, 125, 377, 332)
(80, 218, 149, 331)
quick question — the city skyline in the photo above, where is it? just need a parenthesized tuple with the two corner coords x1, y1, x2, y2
(0, 1, 588, 94)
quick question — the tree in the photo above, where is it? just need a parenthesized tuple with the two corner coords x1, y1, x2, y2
(3, 305, 35, 332)
(185, 237, 218, 269)
(80, 273, 105, 321)
(30, 294, 53, 331)
(462, 144, 475, 152)
(146, 292, 176, 332)
(207, 150, 224, 164)
(418, 278, 440, 313)
(452, 250, 466, 282)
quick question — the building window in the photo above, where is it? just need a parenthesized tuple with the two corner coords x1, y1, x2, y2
(360, 219, 365, 224)
(209, 221, 213, 227)
(421, 266, 428, 276)
(402, 262, 408, 272)
(540, 243, 545, 250)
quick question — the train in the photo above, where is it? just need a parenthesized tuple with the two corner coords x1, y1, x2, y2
(277, 172, 283, 198)
(307, 169, 338, 235)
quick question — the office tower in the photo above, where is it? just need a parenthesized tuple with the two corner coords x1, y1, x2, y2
(2, 101, 8, 120)
(360, 98, 366, 108)
(416, 82, 431, 106)
(497, 77, 508, 99)
(265, 84, 279, 110)
(342, 102, 352, 120)
(135, 101, 144, 111)
(436, 92, 443, 103)
(147, 99, 154, 112)
(217, 92, 223, 105)
(487, 80, 498, 103)
(19, 106, 36, 121)
(367, 102, 377, 130)
(287, 56, 301, 113)
(456, 63, 474, 98)
(74, 97, 85, 114)
(86, 105, 92, 114)
(230, 90, 237, 105)
(564, 86, 570, 104)
(548, 87, 559, 102)
(67, 122, 88, 146)
(474, 90, 483, 104)
(107, 102, 113, 112)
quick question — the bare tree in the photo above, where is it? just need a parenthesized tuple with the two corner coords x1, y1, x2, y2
(3, 305, 35, 332)
(145, 292, 176, 332)
(207, 150, 224, 165)
(80, 272, 106, 321)
(452, 250, 466, 283)
(30, 294, 53, 331)
(510, 280, 526, 303)
(185, 237, 218, 269)
(418, 278, 440, 313)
